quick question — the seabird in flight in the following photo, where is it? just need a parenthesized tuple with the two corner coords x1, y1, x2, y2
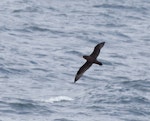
(74, 42, 105, 83)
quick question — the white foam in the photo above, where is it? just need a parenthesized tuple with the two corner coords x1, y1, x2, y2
(42, 96, 73, 103)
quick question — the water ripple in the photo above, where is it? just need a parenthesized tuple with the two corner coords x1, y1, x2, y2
(0, 0, 150, 121)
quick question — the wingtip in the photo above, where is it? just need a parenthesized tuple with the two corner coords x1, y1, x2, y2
(101, 42, 105, 45)
(99, 42, 105, 47)
(74, 78, 78, 83)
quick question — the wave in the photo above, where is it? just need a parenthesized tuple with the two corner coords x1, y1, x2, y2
(41, 96, 73, 103)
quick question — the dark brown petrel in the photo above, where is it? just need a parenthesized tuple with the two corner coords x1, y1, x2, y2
(74, 42, 105, 83)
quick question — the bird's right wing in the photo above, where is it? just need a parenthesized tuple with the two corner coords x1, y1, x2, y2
(74, 62, 92, 83)
(90, 42, 105, 58)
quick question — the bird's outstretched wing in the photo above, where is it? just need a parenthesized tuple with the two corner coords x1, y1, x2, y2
(74, 62, 92, 83)
(90, 42, 105, 59)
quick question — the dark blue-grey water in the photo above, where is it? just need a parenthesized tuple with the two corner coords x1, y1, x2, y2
(0, 0, 150, 121)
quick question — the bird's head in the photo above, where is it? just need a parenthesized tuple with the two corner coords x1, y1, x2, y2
(83, 55, 88, 60)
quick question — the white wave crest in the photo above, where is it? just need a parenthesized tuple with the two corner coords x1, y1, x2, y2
(42, 96, 73, 103)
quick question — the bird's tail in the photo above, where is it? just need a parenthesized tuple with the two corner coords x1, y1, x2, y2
(94, 61, 102, 65)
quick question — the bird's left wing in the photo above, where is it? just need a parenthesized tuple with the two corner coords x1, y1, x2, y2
(74, 62, 92, 83)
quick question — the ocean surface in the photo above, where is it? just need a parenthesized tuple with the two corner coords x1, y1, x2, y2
(0, 0, 150, 121)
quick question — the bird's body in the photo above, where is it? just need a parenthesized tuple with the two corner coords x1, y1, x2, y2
(83, 56, 102, 65)
(74, 42, 105, 83)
